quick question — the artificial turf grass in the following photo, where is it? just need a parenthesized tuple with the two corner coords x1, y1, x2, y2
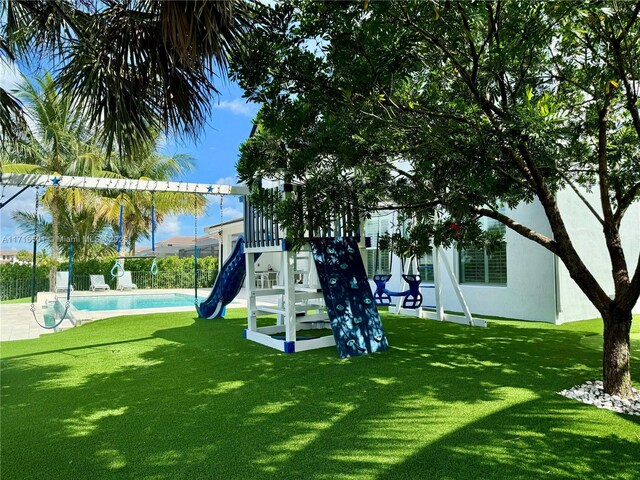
(0, 297, 30, 304)
(0, 311, 638, 480)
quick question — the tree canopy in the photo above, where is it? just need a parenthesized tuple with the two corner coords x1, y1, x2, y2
(233, 0, 640, 396)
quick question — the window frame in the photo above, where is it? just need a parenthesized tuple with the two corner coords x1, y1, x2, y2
(457, 216, 508, 287)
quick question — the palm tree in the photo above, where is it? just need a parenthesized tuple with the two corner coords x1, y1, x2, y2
(1, 73, 106, 288)
(12, 200, 116, 262)
(2, 0, 251, 154)
(98, 142, 207, 265)
(0, 40, 27, 148)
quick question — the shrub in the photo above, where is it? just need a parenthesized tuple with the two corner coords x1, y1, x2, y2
(0, 256, 219, 300)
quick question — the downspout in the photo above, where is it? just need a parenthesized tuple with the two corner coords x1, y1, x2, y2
(554, 253, 562, 324)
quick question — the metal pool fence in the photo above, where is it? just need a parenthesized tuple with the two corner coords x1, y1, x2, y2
(0, 269, 218, 301)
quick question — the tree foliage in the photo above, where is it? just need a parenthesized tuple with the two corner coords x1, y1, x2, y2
(233, 0, 640, 396)
(1, 0, 251, 154)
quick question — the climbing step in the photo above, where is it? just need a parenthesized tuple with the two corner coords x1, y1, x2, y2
(297, 313, 330, 323)
(309, 237, 389, 358)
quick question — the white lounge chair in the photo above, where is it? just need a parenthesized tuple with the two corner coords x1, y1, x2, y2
(117, 271, 138, 290)
(89, 275, 110, 291)
(55, 271, 74, 293)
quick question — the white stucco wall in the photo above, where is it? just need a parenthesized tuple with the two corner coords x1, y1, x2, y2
(555, 189, 640, 323)
(378, 200, 558, 322)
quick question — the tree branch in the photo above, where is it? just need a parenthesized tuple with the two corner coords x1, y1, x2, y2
(455, 2, 479, 84)
(595, 92, 630, 292)
(613, 181, 640, 226)
(618, 1, 640, 41)
(473, 206, 558, 253)
(610, 37, 640, 141)
(375, 199, 443, 212)
(625, 251, 640, 310)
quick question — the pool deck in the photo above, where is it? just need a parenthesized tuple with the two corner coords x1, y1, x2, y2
(0, 288, 280, 342)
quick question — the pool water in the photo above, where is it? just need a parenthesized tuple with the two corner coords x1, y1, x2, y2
(42, 305, 56, 327)
(70, 293, 200, 311)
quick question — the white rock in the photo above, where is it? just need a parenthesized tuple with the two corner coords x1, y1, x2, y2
(558, 381, 640, 416)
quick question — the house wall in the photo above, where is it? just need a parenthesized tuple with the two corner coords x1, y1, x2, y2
(378, 201, 558, 323)
(378, 191, 639, 323)
(555, 189, 640, 323)
(215, 221, 243, 263)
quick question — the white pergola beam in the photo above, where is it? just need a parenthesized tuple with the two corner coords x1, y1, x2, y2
(0, 173, 250, 196)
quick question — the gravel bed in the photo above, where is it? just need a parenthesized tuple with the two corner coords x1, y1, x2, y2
(559, 380, 640, 415)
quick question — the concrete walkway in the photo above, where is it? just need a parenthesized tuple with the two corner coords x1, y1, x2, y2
(0, 302, 53, 341)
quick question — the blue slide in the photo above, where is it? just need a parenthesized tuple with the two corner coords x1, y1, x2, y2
(309, 237, 389, 358)
(197, 237, 260, 319)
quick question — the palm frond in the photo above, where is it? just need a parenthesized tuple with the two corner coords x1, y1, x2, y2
(0, 86, 28, 149)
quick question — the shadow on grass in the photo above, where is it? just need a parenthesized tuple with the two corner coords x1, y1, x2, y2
(1, 311, 638, 480)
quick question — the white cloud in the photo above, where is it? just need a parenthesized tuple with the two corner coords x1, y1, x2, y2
(214, 176, 239, 186)
(0, 61, 22, 92)
(222, 207, 243, 221)
(214, 98, 259, 117)
(157, 215, 181, 237)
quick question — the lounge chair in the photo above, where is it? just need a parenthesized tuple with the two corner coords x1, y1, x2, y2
(55, 271, 74, 293)
(89, 275, 110, 291)
(117, 271, 138, 290)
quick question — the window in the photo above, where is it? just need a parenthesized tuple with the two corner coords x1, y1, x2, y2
(366, 249, 390, 278)
(418, 253, 435, 282)
(459, 217, 507, 285)
(365, 216, 391, 278)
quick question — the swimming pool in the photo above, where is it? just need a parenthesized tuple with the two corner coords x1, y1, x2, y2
(70, 293, 200, 312)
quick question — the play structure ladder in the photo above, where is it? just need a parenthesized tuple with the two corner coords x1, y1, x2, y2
(309, 237, 389, 358)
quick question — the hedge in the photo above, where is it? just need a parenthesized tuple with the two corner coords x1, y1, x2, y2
(0, 256, 219, 300)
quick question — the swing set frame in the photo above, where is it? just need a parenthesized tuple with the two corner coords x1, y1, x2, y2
(1, 173, 249, 330)
(371, 212, 486, 328)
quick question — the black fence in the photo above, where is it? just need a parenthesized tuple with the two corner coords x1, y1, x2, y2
(0, 269, 218, 301)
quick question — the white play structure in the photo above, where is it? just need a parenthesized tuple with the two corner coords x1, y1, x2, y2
(240, 183, 374, 355)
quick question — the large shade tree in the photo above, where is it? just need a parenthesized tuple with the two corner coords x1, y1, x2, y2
(233, 1, 640, 396)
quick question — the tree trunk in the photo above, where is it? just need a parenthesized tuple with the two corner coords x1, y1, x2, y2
(49, 194, 59, 292)
(602, 306, 634, 397)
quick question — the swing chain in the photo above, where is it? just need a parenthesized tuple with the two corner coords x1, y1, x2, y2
(194, 194, 198, 245)
(219, 193, 224, 236)
(30, 187, 40, 315)
(194, 193, 199, 306)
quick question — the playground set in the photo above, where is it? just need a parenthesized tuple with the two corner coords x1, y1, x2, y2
(197, 182, 388, 358)
(368, 215, 486, 328)
(1, 174, 483, 358)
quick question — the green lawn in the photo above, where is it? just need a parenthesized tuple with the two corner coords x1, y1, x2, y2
(1, 311, 639, 480)
(0, 297, 30, 304)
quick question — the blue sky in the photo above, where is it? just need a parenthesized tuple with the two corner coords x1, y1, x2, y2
(0, 61, 256, 251)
